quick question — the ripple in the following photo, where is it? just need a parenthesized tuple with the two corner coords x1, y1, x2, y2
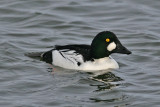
(1, 0, 160, 107)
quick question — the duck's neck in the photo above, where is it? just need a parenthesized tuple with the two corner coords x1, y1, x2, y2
(89, 48, 110, 60)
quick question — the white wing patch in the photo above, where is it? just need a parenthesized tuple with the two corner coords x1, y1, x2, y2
(52, 49, 84, 69)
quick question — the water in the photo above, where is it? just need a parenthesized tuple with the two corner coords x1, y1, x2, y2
(0, 0, 160, 107)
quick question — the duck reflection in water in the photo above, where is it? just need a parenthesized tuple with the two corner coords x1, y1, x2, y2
(89, 71, 123, 91)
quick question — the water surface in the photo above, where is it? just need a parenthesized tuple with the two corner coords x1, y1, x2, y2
(0, 0, 160, 107)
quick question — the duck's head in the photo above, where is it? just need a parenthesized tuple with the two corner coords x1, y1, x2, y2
(90, 31, 131, 59)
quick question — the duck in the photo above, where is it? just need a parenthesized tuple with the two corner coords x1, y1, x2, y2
(28, 31, 131, 71)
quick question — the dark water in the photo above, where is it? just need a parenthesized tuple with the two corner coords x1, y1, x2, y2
(0, 0, 160, 107)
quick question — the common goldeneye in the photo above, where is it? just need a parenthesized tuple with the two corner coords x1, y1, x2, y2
(29, 31, 131, 71)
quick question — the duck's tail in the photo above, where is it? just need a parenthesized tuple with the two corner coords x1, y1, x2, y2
(25, 52, 44, 59)
(25, 50, 53, 64)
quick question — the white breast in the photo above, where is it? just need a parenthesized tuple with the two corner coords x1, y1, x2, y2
(79, 57, 119, 71)
(52, 50, 119, 71)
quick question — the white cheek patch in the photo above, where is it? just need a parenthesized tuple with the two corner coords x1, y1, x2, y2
(107, 42, 116, 51)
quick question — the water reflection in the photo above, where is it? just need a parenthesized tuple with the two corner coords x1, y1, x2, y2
(89, 97, 130, 107)
(93, 72, 123, 82)
(89, 72, 128, 106)
(89, 95, 127, 103)
(90, 72, 123, 91)
(90, 83, 120, 92)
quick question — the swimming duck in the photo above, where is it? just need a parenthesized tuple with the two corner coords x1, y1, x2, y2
(30, 31, 131, 71)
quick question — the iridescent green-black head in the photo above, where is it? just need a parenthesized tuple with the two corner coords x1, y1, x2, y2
(90, 31, 131, 59)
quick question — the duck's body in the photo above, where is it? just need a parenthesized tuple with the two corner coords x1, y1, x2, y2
(42, 45, 119, 71)
(29, 31, 131, 71)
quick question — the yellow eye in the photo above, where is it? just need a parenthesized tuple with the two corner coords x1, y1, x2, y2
(106, 38, 110, 42)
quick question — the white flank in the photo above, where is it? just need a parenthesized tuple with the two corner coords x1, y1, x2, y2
(52, 50, 83, 69)
(52, 49, 119, 71)
(107, 42, 116, 51)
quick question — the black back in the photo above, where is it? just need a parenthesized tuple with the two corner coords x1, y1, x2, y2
(55, 44, 91, 61)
